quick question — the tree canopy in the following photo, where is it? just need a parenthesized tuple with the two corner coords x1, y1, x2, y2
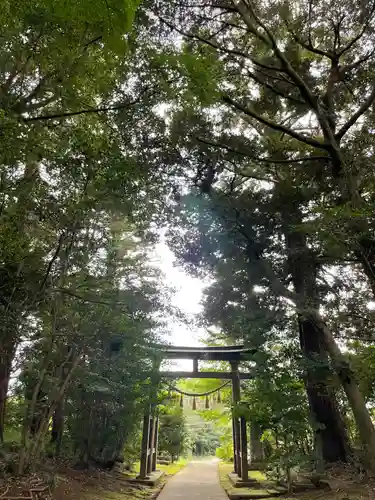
(2, 0, 375, 490)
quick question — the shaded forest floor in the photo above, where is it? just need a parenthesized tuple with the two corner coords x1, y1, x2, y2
(219, 463, 375, 500)
(0, 461, 186, 500)
(2, 460, 374, 499)
(53, 468, 159, 500)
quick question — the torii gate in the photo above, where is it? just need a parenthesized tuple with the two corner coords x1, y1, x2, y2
(138, 345, 255, 484)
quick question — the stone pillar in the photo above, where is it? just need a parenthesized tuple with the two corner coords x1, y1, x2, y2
(240, 416, 249, 482)
(193, 358, 198, 374)
(231, 362, 242, 479)
(148, 416, 157, 474)
(232, 416, 239, 474)
(138, 409, 151, 479)
(152, 416, 159, 471)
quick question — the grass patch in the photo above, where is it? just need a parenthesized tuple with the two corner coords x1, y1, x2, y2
(158, 458, 188, 476)
(248, 470, 267, 482)
(132, 457, 188, 477)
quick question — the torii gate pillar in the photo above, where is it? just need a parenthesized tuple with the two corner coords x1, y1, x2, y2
(231, 361, 248, 482)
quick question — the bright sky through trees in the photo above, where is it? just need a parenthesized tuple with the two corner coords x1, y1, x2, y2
(153, 234, 207, 370)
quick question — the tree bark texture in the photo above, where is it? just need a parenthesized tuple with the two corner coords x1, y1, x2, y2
(282, 200, 351, 463)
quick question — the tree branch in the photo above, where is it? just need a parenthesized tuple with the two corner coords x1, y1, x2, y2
(246, 69, 305, 105)
(23, 90, 150, 121)
(40, 233, 65, 292)
(235, 1, 343, 162)
(339, 49, 375, 76)
(24, 95, 59, 112)
(223, 202, 298, 303)
(290, 31, 334, 60)
(158, 15, 287, 74)
(83, 35, 103, 48)
(224, 159, 278, 183)
(234, 1, 319, 110)
(337, 2, 375, 56)
(24, 101, 135, 121)
(336, 87, 375, 140)
(222, 95, 329, 150)
(54, 288, 131, 309)
(197, 136, 329, 163)
(307, 0, 313, 47)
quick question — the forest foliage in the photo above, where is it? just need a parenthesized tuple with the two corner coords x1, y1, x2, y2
(1, 0, 375, 487)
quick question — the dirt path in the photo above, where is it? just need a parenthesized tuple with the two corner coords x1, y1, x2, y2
(158, 458, 228, 500)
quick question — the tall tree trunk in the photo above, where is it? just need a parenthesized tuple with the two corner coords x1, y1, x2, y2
(51, 400, 64, 457)
(280, 196, 375, 470)
(309, 311, 375, 472)
(299, 315, 350, 462)
(0, 337, 17, 442)
(281, 200, 351, 463)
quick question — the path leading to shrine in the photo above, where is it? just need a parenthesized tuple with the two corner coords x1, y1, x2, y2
(158, 458, 228, 500)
